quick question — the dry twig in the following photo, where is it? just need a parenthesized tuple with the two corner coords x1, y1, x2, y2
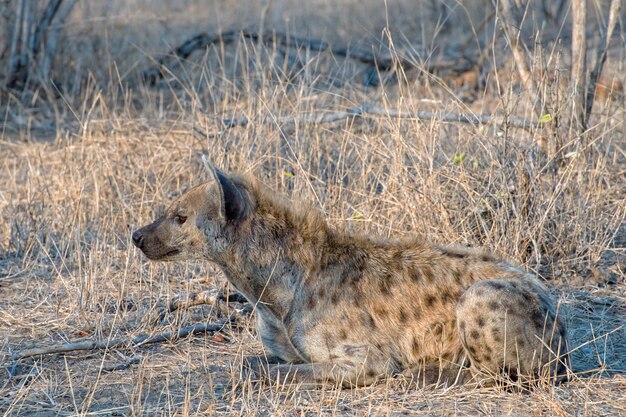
(10, 321, 230, 361)
(206, 103, 538, 137)
(143, 29, 469, 85)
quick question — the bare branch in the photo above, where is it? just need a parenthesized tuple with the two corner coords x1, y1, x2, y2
(206, 103, 539, 138)
(498, 0, 541, 115)
(11, 321, 229, 361)
(585, 0, 621, 122)
(6, 0, 25, 85)
(143, 30, 468, 85)
(570, 0, 588, 133)
(31, 0, 63, 59)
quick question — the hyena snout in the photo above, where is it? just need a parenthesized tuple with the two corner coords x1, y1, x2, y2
(131, 229, 144, 248)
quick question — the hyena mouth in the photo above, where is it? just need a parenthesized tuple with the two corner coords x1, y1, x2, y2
(143, 248, 180, 260)
(162, 249, 181, 258)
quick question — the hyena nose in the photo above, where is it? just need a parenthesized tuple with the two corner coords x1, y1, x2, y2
(132, 230, 144, 248)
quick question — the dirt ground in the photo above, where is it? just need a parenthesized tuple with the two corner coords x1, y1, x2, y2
(1, 1, 626, 416)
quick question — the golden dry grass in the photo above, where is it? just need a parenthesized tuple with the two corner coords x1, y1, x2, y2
(1, 1, 626, 416)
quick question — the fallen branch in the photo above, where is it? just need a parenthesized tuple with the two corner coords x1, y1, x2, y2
(11, 321, 229, 361)
(206, 104, 538, 136)
(144, 29, 468, 85)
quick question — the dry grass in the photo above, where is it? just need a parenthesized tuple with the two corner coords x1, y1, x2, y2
(1, 1, 626, 416)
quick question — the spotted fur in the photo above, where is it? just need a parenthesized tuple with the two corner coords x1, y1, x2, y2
(132, 162, 568, 387)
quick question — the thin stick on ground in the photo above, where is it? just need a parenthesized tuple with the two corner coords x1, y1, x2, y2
(10, 321, 230, 361)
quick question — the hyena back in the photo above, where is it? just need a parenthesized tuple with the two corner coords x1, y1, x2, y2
(132, 162, 568, 387)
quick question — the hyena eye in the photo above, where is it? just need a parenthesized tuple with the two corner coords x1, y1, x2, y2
(176, 214, 187, 224)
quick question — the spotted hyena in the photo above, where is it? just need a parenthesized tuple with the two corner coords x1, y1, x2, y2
(132, 161, 569, 388)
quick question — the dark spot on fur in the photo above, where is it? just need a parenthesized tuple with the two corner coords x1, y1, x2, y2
(490, 282, 505, 291)
(517, 338, 525, 348)
(317, 287, 326, 299)
(425, 295, 436, 307)
(367, 369, 376, 378)
(532, 310, 546, 328)
(379, 276, 391, 295)
(339, 328, 348, 340)
(422, 267, 435, 282)
(522, 291, 533, 302)
(433, 324, 443, 336)
(331, 292, 340, 304)
(485, 346, 492, 355)
(329, 354, 339, 360)
(373, 305, 388, 319)
(323, 331, 336, 350)
(477, 317, 485, 328)
(481, 254, 494, 262)
(398, 307, 408, 323)
(409, 268, 422, 282)
(467, 346, 477, 355)
(411, 336, 421, 354)
(306, 294, 316, 310)
(470, 330, 480, 340)
(458, 320, 466, 331)
(488, 301, 499, 311)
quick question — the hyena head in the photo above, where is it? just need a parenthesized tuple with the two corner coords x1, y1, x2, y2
(132, 161, 250, 262)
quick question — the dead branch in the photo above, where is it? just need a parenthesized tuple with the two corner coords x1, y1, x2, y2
(143, 29, 467, 85)
(11, 321, 230, 361)
(570, 0, 588, 133)
(206, 103, 538, 137)
(498, 0, 542, 116)
(585, 0, 621, 122)
(5, 0, 77, 88)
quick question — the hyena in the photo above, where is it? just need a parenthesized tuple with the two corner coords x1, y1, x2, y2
(132, 161, 569, 388)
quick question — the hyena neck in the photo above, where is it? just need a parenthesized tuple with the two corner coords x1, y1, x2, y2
(217, 184, 330, 317)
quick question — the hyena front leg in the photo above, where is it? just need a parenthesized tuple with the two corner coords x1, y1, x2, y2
(243, 353, 392, 388)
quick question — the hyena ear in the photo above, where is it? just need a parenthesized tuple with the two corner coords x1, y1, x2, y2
(202, 156, 248, 223)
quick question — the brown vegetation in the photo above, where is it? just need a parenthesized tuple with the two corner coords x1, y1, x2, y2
(1, 1, 625, 415)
